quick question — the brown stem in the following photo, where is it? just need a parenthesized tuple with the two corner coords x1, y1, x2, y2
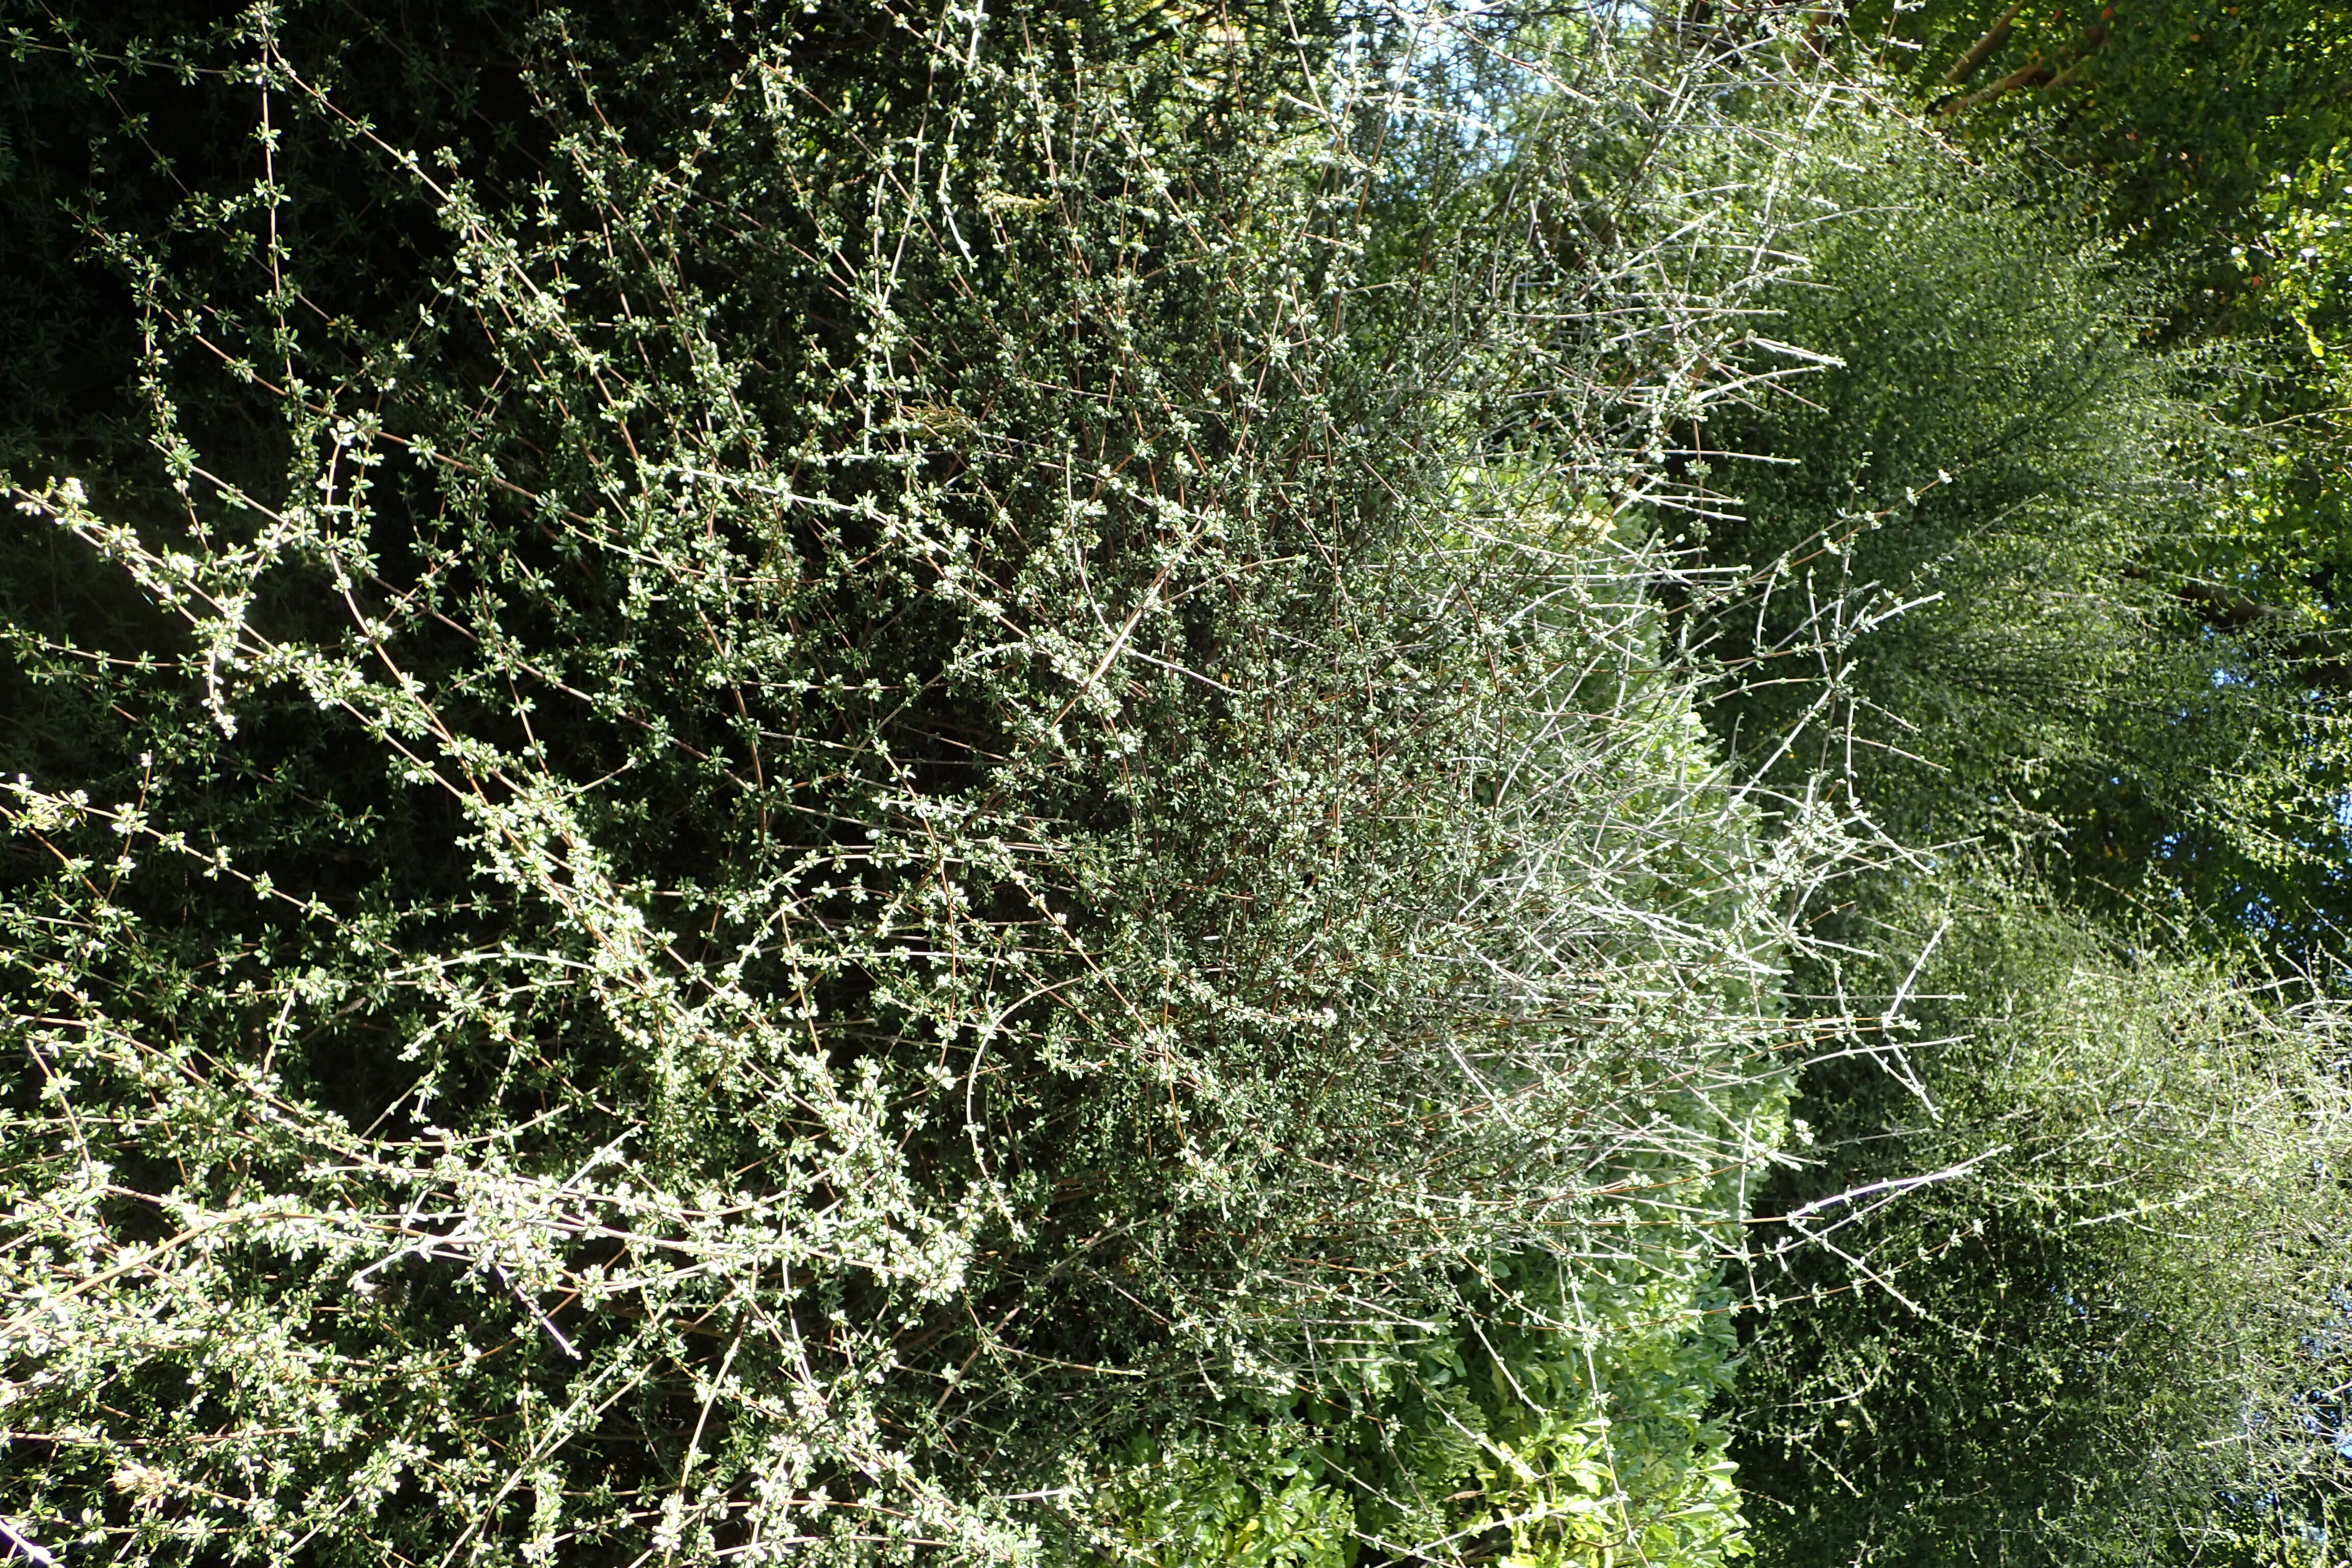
(1943, 55, 2054, 113)
(2144, 573, 2349, 688)
(2174, 578, 2283, 631)
(1942, 0, 2027, 85)
(1944, 19, 2110, 113)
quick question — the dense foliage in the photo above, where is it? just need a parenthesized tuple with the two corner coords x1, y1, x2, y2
(1, 2, 2346, 1566)
(0, 4, 1856, 1562)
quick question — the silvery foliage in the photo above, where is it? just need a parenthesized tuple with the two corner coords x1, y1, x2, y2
(1, 3, 1866, 1561)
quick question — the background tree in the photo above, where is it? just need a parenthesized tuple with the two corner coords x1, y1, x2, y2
(1705, 65, 2352, 1568)
(1842, 0, 2349, 259)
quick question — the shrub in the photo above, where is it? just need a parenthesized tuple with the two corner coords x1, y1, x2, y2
(0, 4, 1851, 1563)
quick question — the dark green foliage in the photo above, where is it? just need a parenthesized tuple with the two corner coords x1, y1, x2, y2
(1842, 0, 2351, 265)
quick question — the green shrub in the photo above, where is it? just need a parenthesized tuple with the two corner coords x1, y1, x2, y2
(0, 4, 1846, 1563)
